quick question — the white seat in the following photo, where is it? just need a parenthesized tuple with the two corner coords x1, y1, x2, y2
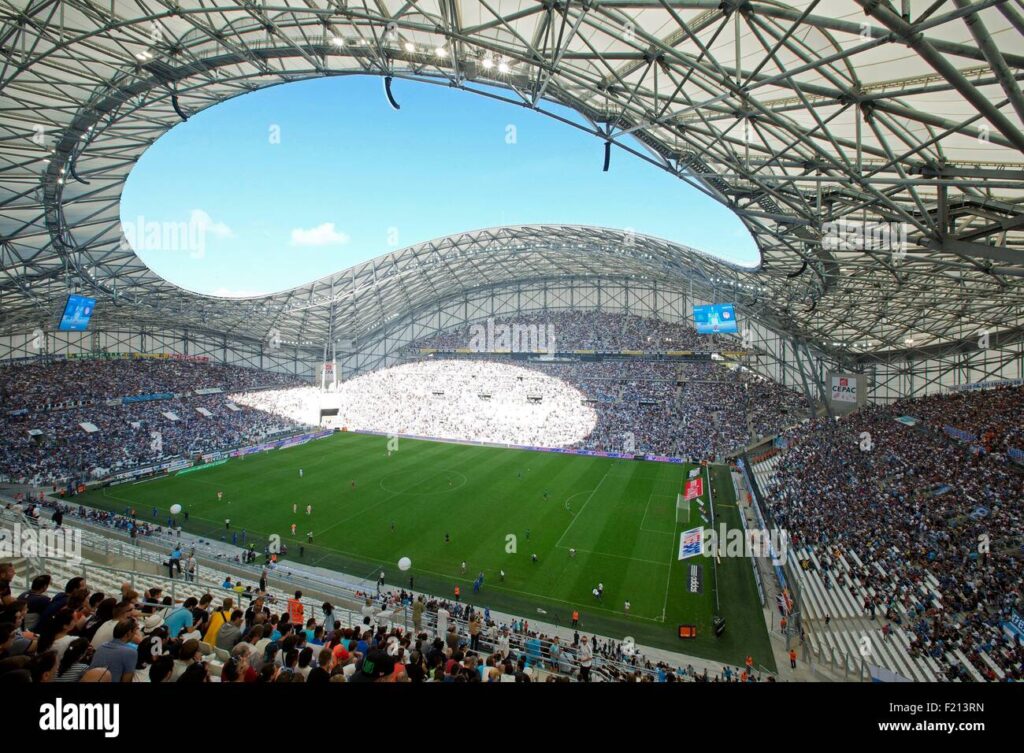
(979, 651, 1005, 680)
(952, 648, 986, 682)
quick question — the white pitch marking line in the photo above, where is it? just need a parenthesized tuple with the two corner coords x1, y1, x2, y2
(554, 463, 615, 549)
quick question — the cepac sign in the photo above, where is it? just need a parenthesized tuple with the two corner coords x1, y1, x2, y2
(831, 374, 858, 403)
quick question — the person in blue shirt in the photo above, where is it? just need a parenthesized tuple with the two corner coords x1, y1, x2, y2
(525, 634, 542, 667)
(164, 598, 196, 638)
(309, 626, 324, 646)
(90, 619, 141, 682)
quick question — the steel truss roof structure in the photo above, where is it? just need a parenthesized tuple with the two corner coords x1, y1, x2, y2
(0, 0, 1022, 370)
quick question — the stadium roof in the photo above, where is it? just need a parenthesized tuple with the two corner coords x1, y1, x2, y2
(1, 0, 1022, 360)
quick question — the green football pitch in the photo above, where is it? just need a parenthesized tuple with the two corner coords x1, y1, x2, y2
(79, 431, 773, 668)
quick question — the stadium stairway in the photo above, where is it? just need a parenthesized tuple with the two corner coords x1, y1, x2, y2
(743, 459, 840, 681)
(791, 548, 942, 682)
(746, 457, 1011, 684)
(749, 458, 943, 682)
(729, 495, 824, 682)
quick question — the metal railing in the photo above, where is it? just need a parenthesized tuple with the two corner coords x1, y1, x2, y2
(1, 495, 772, 683)
(0, 509, 394, 640)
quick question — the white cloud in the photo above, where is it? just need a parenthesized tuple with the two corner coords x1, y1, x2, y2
(190, 209, 234, 239)
(290, 222, 350, 247)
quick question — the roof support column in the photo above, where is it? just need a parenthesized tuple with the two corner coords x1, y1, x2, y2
(793, 338, 830, 418)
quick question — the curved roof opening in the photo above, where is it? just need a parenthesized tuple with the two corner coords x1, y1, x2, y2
(121, 75, 759, 297)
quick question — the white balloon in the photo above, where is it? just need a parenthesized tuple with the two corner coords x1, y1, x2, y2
(170, 504, 182, 515)
(398, 556, 412, 571)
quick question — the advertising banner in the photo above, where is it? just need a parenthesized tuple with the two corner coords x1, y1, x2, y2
(122, 392, 175, 405)
(684, 477, 704, 500)
(828, 372, 865, 414)
(948, 377, 1023, 393)
(678, 527, 704, 560)
(831, 375, 858, 403)
(106, 458, 189, 485)
(175, 459, 228, 476)
(688, 564, 704, 594)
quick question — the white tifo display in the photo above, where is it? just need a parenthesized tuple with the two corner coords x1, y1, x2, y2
(326, 360, 598, 447)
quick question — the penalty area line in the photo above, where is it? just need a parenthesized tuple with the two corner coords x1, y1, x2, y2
(554, 464, 615, 549)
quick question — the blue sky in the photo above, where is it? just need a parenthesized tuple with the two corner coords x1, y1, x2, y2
(121, 75, 758, 297)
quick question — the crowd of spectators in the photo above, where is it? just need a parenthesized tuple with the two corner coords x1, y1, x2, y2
(0, 358, 300, 409)
(0, 551, 768, 684)
(15, 498, 163, 540)
(764, 387, 1024, 681)
(231, 386, 338, 428)
(409, 310, 738, 352)
(889, 384, 1024, 455)
(409, 595, 768, 683)
(300, 356, 804, 457)
(0, 361, 313, 486)
(0, 357, 808, 486)
(328, 360, 599, 448)
(395, 311, 805, 455)
(0, 316, 809, 484)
